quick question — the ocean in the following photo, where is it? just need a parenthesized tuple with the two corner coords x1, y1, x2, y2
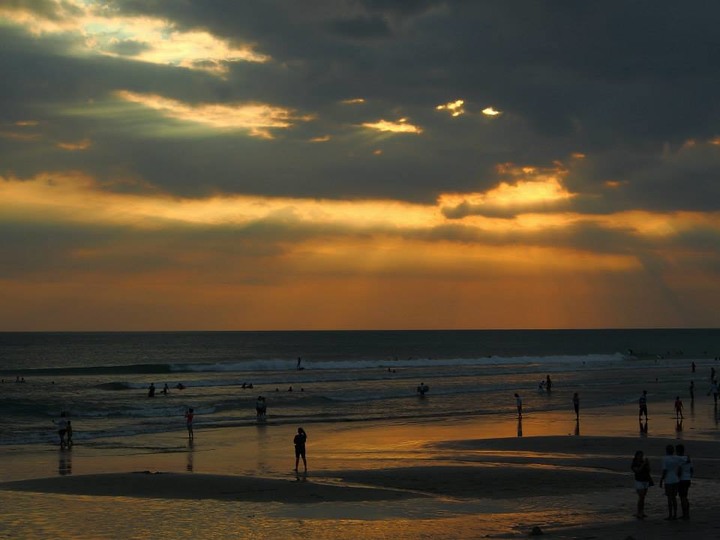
(1, 329, 718, 447)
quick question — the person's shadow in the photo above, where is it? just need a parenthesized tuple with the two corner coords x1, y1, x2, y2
(639, 419, 649, 437)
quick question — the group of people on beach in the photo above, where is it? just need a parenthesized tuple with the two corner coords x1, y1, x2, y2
(631, 443, 693, 521)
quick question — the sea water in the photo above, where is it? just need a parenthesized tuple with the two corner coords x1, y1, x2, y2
(1, 329, 718, 446)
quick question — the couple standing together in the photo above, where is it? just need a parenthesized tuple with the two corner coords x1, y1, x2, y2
(631, 443, 693, 520)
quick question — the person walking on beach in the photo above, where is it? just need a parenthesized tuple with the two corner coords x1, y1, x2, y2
(184, 408, 194, 440)
(676, 444, 693, 520)
(659, 444, 681, 520)
(294, 427, 307, 473)
(638, 390, 648, 420)
(674, 396, 684, 420)
(573, 392, 580, 420)
(631, 450, 652, 519)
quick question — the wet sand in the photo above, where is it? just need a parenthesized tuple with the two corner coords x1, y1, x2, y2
(2, 402, 720, 538)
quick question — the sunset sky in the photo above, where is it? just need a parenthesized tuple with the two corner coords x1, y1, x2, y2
(1, 1, 719, 331)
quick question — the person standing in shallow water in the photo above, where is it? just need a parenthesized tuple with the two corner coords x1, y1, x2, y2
(572, 392, 580, 420)
(638, 390, 648, 420)
(184, 408, 194, 441)
(514, 393, 522, 417)
(294, 427, 307, 473)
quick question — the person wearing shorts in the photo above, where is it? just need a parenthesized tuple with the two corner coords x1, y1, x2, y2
(294, 427, 307, 473)
(660, 444, 681, 520)
(631, 450, 652, 519)
(676, 444, 693, 520)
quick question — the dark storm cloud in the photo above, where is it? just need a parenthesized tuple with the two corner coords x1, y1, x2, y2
(2, 0, 720, 211)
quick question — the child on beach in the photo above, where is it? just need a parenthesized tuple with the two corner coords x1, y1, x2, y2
(294, 427, 307, 473)
(674, 396, 684, 420)
(631, 450, 652, 519)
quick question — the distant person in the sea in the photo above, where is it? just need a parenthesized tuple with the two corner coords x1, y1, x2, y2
(638, 390, 648, 420)
(711, 367, 716, 381)
(514, 393, 523, 417)
(545, 375, 552, 393)
(184, 408, 194, 440)
(148, 383, 156, 398)
(297, 357, 304, 370)
(417, 383, 429, 397)
(674, 396, 684, 420)
(256, 396, 267, 420)
(176, 383, 185, 390)
(294, 427, 307, 473)
(691, 361, 696, 373)
(573, 392, 580, 420)
(631, 450, 652, 519)
(676, 444, 693, 520)
(288, 386, 293, 392)
(56, 412, 68, 448)
(660, 444, 681, 520)
(162, 383, 169, 395)
(538, 380, 545, 392)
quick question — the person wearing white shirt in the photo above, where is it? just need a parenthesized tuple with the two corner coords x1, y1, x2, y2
(659, 444, 682, 520)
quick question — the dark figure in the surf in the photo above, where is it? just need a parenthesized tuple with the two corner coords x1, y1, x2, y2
(417, 383, 429, 397)
(148, 383, 156, 398)
(545, 375, 552, 393)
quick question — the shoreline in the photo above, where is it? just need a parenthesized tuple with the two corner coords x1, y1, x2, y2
(2, 402, 720, 538)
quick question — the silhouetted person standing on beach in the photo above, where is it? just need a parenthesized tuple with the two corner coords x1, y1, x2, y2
(294, 427, 307, 473)
(573, 392, 580, 420)
(148, 383, 156, 398)
(674, 396, 684, 420)
(676, 444, 693, 520)
(184, 408, 194, 440)
(631, 450, 652, 519)
(660, 444, 681, 520)
(56, 412, 68, 448)
(638, 390, 648, 420)
(514, 393, 523, 417)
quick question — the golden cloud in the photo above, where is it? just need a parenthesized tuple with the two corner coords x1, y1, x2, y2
(361, 118, 423, 134)
(115, 91, 312, 138)
(436, 99, 465, 117)
(0, 0, 268, 75)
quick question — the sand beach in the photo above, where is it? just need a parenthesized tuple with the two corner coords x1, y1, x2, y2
(3, 400, 720, 540)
